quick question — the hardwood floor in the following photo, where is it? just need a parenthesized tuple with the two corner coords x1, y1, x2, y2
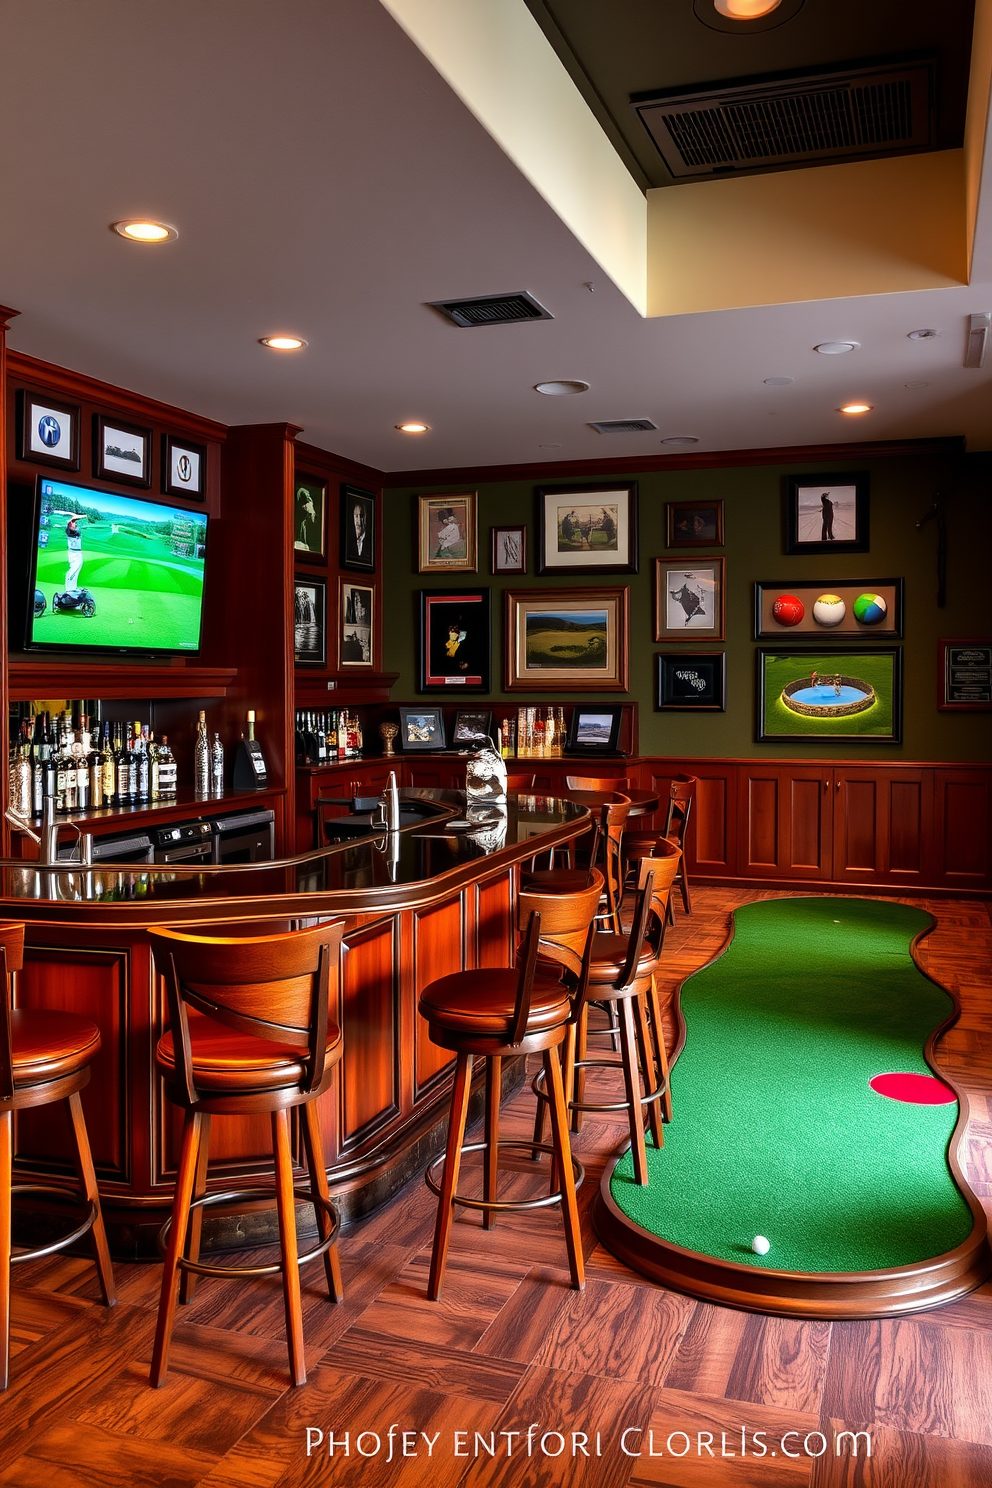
(2, 887, 990, 1487)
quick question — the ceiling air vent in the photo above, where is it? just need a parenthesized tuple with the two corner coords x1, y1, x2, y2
(589, 418, 658, 434)
(429, 291, 553, 327)
(633, 60, 935, 181)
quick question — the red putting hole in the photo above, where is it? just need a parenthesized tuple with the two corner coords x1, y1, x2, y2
(870, 1072, 956, 1105)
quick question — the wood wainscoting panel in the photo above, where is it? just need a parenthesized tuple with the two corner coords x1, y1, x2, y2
(935, 770, 992, 888)
(412, 892, 465, 1098)
(739, 765, 832, 879)
(644, 762, 736, 876)
(833, 767, 930, 886)
(338, 915, 401, 1154)
(741, 769, 780, 875)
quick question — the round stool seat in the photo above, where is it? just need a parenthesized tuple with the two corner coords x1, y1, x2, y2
(622, 830, 671, 857)
(586, 933, 654, 986)
(156, 1009, 342, 1093)
(10, 1010, 101, 1085)
(419, 969, 571, 1036)
(520, 869, 592, 895)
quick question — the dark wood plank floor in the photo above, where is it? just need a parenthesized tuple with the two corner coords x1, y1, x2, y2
(2, 888, 990, 1487)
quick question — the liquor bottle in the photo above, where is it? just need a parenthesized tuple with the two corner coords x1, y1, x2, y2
(54, 723, 72, 813)
(114, 724, 131, 805)
(101, 722, 115, 805)
(86, 716, 104, 809)
(12, 725, 33, 817)
(211, 732, 224, 793)
(556, 706, 566, 756)
(534, 711, 545, 758)
(336, 710, 346, 761)
(149, 732, 160, 799)
(75, 714, 91, 812)
(157, 736, 177, 799)
(316, 711, 327, 763)
(194, 709, 209, 793)
(32, 714, 47, 814)
(136, 724, 150, 803)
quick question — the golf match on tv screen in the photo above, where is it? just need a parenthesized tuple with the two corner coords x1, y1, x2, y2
(30, 478, 207, 653)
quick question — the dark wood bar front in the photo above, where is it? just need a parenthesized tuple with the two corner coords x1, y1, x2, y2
(6, 791, 588, 1256)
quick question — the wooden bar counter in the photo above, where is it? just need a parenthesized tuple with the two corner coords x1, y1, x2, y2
(5, 790, 588, 1257)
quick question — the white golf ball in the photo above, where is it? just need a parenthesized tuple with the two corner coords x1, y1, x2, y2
(812, 593, 846, 627)
(751, 1235, 771, 1255)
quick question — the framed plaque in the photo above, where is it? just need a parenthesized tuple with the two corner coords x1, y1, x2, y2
(938, 640, 992, 710)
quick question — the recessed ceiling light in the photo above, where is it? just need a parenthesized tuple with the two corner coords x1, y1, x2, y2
(839, 402, 872, 414)
(714, 0, 781, 15)
(396, 421, 430, 434)
(904, 381, 930, 389)
(112, 219, 177, 243)
(259, 335, 307, 351)
(764, 376, 794, 386)
(661, 436, 700, 447)
(539, 442, 562, 448)
(908, 328, 939, 340)
(815, 341, 860, 355)
(534, 380, 589, 396)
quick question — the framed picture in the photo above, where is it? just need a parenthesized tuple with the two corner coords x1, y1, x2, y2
(93, 414, 151, 487)
(938, 639, 992, 710)
(398, 706, 446, 751)
(657, 652, 726, 710)
(339, 579, 374, 667)
(418, 493, 477, 573)
(536, 483, 638, 575)
(162, 434, 206, 499)
(294, 475, 326, 561)
(654, 558, 725, 641)
(419, 588, 491, 691)
(757, 647, 903, 744)
(666, 499, 724, 548)
(565, 705, 624, 753)
(504, 586, 629, 691)
(491, 525, 527, 575)
(452, 709, 494, 747)
(17, 390, 80, 469)
(785, 472, 869, 554)
(754, 579, 903, 641)
(341, 484, 376, 572)
(293, 575, 326, 665)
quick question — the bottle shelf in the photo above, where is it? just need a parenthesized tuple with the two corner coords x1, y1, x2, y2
(10, 785, 285, 838)
(7, 661, 237, 701)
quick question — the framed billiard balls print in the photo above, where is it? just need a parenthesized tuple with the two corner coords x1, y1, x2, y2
(753, 579, 903, 640)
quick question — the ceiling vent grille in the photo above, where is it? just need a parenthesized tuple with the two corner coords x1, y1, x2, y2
(589, 418, 658, 434)
(633, 60, 934, 180)
(429, 291, 553, 327)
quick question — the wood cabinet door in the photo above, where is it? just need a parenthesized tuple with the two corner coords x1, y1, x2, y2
(644, 762, 736, 877)
(832, 767, 931, 886)
(739, 764, 832, 879)
(933, 768, 992, 890)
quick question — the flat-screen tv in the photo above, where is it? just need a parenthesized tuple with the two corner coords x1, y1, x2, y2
(27, 477, 208, 655)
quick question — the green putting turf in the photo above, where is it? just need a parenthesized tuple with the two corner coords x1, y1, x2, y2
(610, 898, 974, 1273)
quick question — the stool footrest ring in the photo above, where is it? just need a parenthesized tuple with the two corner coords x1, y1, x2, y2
(10, 1182, 98, 1265)
(425, 1140, 584, 1213)
(157, 1185, 341, 1278)
(531, 1059, 669, 1117)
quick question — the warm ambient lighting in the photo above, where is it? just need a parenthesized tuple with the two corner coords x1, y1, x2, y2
(112, 220, 177, 243)
(534, 380, 589, 396)
(259, 335, 307, 351)
(713, 0, 781, 16)
(815, 341, 859, 355)
(839, 402, 872, 414)
(396, 421, 430, 433)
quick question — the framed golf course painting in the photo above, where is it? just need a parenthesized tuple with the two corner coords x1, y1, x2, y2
(757, 648, 903, 743)
(535, 483, 638, 575)
(503, 585, 629, 691)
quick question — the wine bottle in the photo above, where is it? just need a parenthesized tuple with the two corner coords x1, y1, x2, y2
(157, 736, 177, 799)
(194, 710, 209, 794)
(211, 731, 224, 793)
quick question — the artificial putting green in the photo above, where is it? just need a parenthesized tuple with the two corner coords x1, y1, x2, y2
(610, 898, 974, 1273)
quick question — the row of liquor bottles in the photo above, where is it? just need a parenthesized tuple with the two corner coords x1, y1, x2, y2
(9, 707, 181, 815)
(496, 707, 567, 759)
(295, 709, 364, 766)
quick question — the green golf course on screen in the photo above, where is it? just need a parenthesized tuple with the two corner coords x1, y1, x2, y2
(31, 478, 207, 653)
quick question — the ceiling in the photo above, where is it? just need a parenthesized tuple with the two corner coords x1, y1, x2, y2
(1, 0, 990, 473)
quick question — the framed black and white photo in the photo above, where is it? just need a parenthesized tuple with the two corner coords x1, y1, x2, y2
(162, 434, 206, 499)
(657, 652, 726, 710)
(653, 557, 725, 641)
(294, 475, 326, 562)
(17, 390, 80, 469)
(398, 706, 446, 751)
(341, 484, 376, 572)
(785, 472, 869, 554)
(294, 575, 326, 665)
(452, 709, 493, 747)
(420, 588, 491, 692)
(339, 578, 374, 667)
(536, 483, 638, 575)
(491, 525, 527, 575)
(94, 414, 151, 488)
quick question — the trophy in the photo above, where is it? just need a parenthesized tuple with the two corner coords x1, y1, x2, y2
(379, 721, 399, 757)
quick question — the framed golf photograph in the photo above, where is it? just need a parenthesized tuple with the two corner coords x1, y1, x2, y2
(657, 652, 726, 710)
(785, 472, 869, 554)
(504, 585, 629, 691)
(757, 647, 903, 743)
(340, 484, 375, 572)
(398, 706, 446, 751)
(162, 434, 206, 499)
(938, 639, 992, 710)
(419, 587, 491, 691)
(339, 579, 374, 667)
(418, 492, 477, 573)
(293, 575, 326, 666)
(654, 557, 725, 641)
(451, 709, 494, 747)
(293, 475, 326, 562)
(536, 483, 638, 575)
(491, 524, 527, 575)
(754, 578, 903, 641)
(17, 390, 80, 470)
(666, 499, 724, 548)
(94, 414, 152, 488)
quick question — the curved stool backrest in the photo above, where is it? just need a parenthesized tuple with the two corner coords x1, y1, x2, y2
(518, 868, 604, 989)
(0, 922, 25, 1103)
(665, 776, 696, 847)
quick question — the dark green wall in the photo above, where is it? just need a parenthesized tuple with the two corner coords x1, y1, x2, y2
(383, 451, 992, 762)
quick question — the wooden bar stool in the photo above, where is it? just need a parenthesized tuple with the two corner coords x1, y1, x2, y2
(0, 920, 116, 1391)
(623, 775, 695, 922)
(148, 919, 346, 1389)
(418, 872, 602, 1300)
(522, 797, 628, 932)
